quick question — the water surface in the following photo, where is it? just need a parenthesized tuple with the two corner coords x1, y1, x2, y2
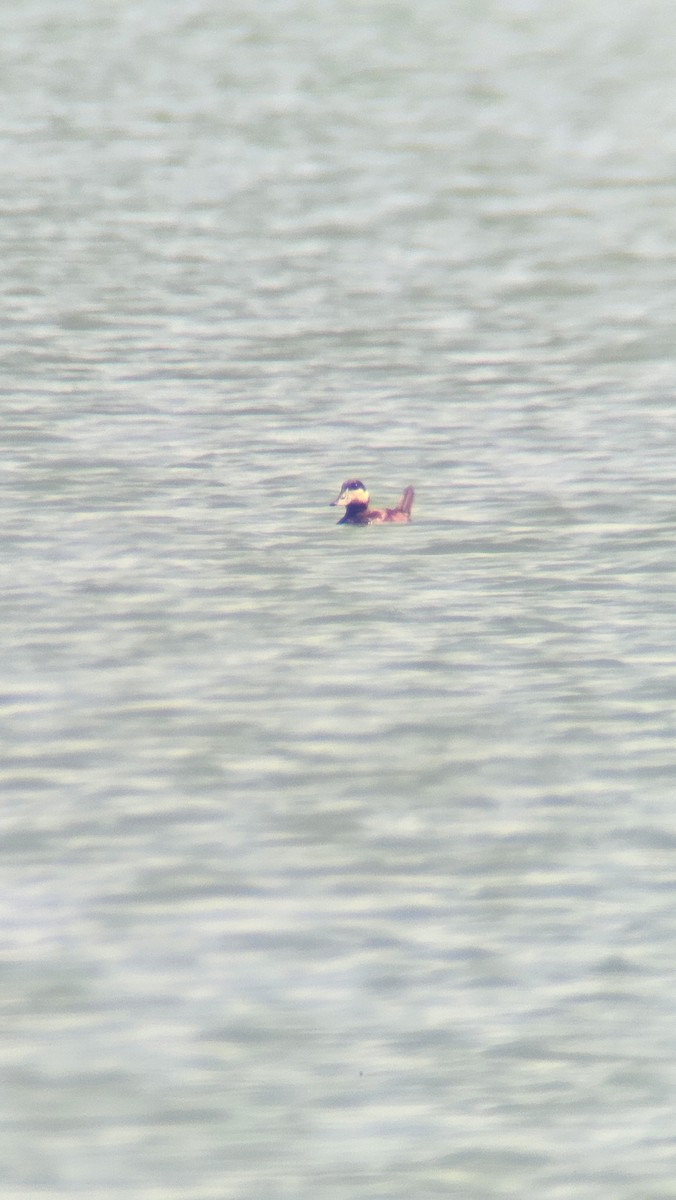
(2, 2, 676, 1197)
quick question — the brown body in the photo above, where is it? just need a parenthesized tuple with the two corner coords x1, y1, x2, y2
(330, 480, 414, 525)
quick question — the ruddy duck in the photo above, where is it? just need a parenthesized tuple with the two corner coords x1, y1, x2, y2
(330, 480, 414, 525)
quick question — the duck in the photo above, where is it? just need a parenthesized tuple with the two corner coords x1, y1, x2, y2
(330, 480, 415, 525)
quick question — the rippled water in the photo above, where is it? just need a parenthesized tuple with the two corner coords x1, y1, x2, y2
(3, 1, 676, 1197)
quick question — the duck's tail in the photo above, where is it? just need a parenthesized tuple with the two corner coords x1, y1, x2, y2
(398, 486, 415, 516)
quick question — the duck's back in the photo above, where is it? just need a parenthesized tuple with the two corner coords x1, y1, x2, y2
(366, 487, 414, 523)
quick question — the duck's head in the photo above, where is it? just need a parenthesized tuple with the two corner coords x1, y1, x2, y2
(330, 480, 370, 508)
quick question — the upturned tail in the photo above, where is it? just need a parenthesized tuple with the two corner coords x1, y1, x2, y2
(398, 486, 415, 516)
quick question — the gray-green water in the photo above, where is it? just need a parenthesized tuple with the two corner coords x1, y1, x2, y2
(3, 2, 676, 1197)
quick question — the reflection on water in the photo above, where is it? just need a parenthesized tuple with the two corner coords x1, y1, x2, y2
(2, 1, 676, 1196)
